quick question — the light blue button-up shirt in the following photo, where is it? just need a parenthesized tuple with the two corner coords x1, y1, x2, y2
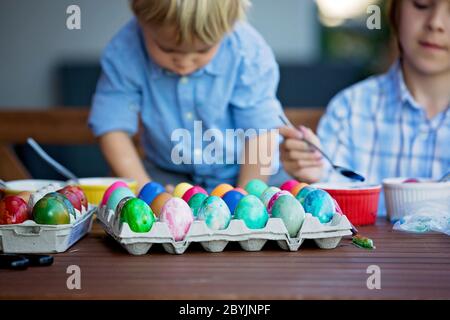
(89, 18, 284, 188)
(317, 61, 450, 215)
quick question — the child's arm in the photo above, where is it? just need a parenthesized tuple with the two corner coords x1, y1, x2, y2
(237, 131, 277, 187)
(99, 131, 150, 190)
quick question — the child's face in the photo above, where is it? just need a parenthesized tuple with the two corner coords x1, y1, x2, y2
(399, 0, 450, 75)
(141, 23, 220, 76)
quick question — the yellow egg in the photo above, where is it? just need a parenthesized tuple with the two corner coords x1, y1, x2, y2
(172, 182, 193, 198)
(210, 183, 234, 198)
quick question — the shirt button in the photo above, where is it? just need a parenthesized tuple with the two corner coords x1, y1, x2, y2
(180, 76, 189, 84)
(185, 112, 193, 120)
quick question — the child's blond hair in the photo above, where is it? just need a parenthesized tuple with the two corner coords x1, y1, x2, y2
(131, 0, 250, 45)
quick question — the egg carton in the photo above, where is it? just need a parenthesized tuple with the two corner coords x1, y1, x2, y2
(0, 208, 95, 253)
(97, 206, 353, 255)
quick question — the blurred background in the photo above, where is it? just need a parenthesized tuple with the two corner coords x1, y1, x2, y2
(0, 0, 394, 180)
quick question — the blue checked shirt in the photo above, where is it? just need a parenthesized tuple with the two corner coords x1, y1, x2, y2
(317, 61, 450, 215)
(88, 19, 283, 189)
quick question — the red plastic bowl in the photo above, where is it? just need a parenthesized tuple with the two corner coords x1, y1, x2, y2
(313, 183, 382, 226)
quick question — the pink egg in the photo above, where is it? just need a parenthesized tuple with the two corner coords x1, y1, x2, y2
(100, 181, 129, 206)
(280, 179, 301, 192)
(233, 187, 248, 195)
(267, 191, 293, 214)
(159, 197, 194, 241)
(181, 186, 208, 203)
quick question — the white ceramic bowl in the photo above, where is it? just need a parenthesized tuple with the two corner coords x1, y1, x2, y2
(1, 179, 65, 196)
(383, 177, 450, 221)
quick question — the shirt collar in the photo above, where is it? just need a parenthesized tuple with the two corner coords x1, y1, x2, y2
(391, 59, 427, 111)
(148, 35, 229, 80)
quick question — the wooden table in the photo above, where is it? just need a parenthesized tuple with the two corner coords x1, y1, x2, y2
(1, 218, 450, 300)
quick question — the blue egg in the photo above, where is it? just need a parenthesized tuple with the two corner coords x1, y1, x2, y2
(222, 190, 245, 215)
(302, 189, 336, 224)
(138, 182, 165, 205)
(295, 186, 317, 205)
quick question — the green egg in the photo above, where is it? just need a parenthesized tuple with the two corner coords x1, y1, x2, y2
(120, 198, 155, 233)
(44, 192, 76, 219)
(234, 195, 269, 229)
(32, 197, 70, 225)
(244, 179, 268, 198)
(271, 195, 305, 237)
(187, 192, 208, 217)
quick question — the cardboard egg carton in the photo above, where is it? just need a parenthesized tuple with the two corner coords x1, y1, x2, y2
(97, 206, 353, 255)
(0, 208, 95, 253)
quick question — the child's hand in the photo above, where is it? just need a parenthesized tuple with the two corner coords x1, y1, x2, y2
(279, 125, 324, 184)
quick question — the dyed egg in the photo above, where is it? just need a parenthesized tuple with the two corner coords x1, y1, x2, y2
(150, 192, 172, 217)
(45, 192, 76, 219)
(210, 183, 234, 198)
(280, 179, 300, 192)
(403, 178, 420, 183)
(303, 189, 335, 224)
(222, 190, 245, 215)
(160, 197, 194, 241)
(233, 187, 248, 195)
(290, 182, 309, 197)
(106, 187, 135, 213)
(120, 198, 155, 233)
(259, 186, 281, 208)
(32, 196, 70, 225)
(173, 182, 193, 198)
(57, 188, 82, 212)
(197, 196, 231, 230)
(100, 181, 128, 206)
(295, 186, 317, 205)
(187, 192, 208, 217)
(61, 185, 88, 210)
(234, 195, 269, 229)
(271, 195, 306, 237)
(244, 179, 268, 198)
(0, 196, 30, 225)
(138, 181, 165, 205)
(267, 190, 293, 214)
(182, 186, 208, 203)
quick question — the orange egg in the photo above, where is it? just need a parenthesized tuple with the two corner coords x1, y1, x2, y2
(290, 183, 309, 197)
(150, 192, 172, 217)
(16, 191, 32, 204)
(210, 183, 234, 198)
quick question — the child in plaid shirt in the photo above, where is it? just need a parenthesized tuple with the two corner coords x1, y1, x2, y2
(280, 0, 450, 214)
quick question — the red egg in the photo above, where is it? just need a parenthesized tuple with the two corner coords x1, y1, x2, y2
(58, 188, 82, 211)
(181, 186, 208, 203)
(0, 196, 30, 225)
(61, 185, 88, 210)
(280, 179, 301, 192)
